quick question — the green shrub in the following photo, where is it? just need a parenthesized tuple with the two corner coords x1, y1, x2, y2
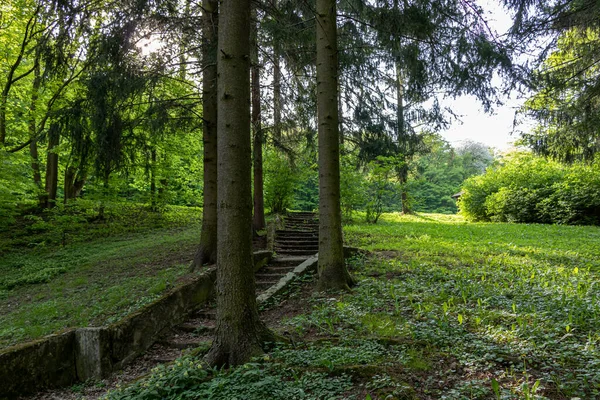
(459, 152, 600, 225)
(340, 153, 366, 221)
(0, 150, 37, 229)
(538, 160, 600, 225)
(365, 156, 401, 224)
(264, 150, 298, 214)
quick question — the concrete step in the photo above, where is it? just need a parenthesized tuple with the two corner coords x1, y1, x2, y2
(276, 243, 319, 250)
(271, 255, 310, 264)
(275, 249, 318, 255)
(161, 337, 207, 350)
(258, 268, 294, 279)
(195, 310, 216, 319)
(275, 240, 319, 246)
(177, 323, 215, 334)
(287, 211, 317, 218)
(256, 279, 280, 285)
(285, 220, 319, 225)
(276, 229, 318, 235)
(276, 235, 318, 241)
(276, 236, 318, 241)
(255, 273, 287, 279)
(276, 249, 318, 256)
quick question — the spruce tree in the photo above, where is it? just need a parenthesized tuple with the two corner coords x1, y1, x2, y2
(205, 0, 274, 366)
(316, 0, 355, 291)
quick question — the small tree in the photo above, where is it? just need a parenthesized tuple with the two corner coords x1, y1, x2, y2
(365, 156, 401, 224)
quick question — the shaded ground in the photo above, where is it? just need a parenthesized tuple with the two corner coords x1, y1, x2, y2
(22, 268, 317, 400)
(0, 224, 203, 349)
(13, 213, 600, 399)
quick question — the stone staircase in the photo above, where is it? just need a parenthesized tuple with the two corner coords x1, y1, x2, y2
(151, 211, 319, 360)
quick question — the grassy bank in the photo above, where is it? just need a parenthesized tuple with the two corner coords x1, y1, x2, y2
(105, 213, 600, 399)
(0, 204, 202, 349)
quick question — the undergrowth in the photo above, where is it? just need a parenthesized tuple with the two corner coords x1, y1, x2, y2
(0, 203, 202, 348)
(103, 212, 600, 399)
(103, 356, 353, 400)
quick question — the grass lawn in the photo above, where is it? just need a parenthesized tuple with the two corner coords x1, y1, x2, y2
(0, 205, 202, 349)
(105, 213, 600, 400)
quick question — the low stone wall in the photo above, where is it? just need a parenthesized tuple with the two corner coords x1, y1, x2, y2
(0, 251, 272, 399)
(0, 331, 77, 399)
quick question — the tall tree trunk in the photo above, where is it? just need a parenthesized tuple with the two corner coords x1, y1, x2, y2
(30, 140, 42, 188)
(64, 166, 76, 203)
(316, 0, 354, 291)
(205, 0, 273, 367)
(191, 0, 219, 270)
(64, 164, 86, 203)
(0, 13, 37, 146)
(29, 50, 42, 189)
(150, 147, 157, 211)
(252, 5, 266, 232)
(272, 13, 282, 146)
(73, 173, 86, 198)
(396, 60, 411, 215)
(338, 80, 344, 146)
(43, 128, 59, 208)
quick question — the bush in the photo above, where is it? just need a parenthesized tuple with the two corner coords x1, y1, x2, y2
(538, 161, 600, 225)
(364, 156, 401, 224)
(264, 150, 298, 213)
(459, 152, 600, 225)
(0, 150, 37, 229)
(340, 153, 366, 221)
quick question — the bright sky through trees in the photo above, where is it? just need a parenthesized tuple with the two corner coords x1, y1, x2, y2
(440, 0, 533, 150)
(138, 0, 529, 151)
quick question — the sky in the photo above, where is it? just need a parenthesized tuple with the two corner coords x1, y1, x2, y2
(439, 0, 533, 151)
(440, 94, 527, 151)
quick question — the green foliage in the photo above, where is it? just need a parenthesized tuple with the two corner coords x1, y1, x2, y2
(411, 136, 494, 214)
(0, 214, 200, 348)
(340, 153, 366, 221)
(0, 150, 37, 227)
(459, 152, 600, 224)
(338, 214, 600, 398)
(1, 200, 201, 252)
(521, 27, 600, 162)
(364, 156, 401, 224)
(264, 149, 299, 213)
(292, 154, 319, 212)
(272, 339, 391, 368)
(104, 356, 353, 400)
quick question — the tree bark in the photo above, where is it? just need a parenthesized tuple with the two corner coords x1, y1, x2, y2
(272, 16, 282, 145)
(316, 0, 354, 291)
(0, 14, 37, 146)
(252, 5, 266, 233)
(205, 0, 273, 367)
(150, 147, 157, 211)
(396, 60, 411, 215)
(64, 166, 76, 203)
(64, 166, 86, 203)
(29, 49, 42, 190)
(43, 128, 59, 208)
(191, 0, 219, 270)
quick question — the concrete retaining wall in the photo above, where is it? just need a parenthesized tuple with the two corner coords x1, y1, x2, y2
(0, 331, 77, 399)
(0, 251, 272, 399)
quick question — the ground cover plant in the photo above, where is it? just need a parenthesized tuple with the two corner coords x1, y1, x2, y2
(102, 213, 600, 399)
(0, 204, 202, 349)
